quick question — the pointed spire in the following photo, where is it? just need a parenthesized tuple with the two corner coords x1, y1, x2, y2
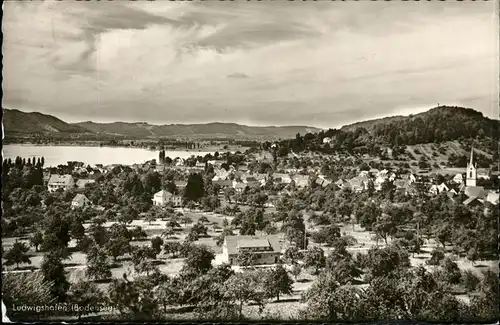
(469, 146, 474, 167)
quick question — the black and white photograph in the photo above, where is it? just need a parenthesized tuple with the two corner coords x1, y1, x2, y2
(1, 0, 499, 322)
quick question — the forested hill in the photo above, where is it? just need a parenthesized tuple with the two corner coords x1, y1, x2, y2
(273, 106, 499, 156)
(339, 106, 499, 145)
(2, 109, 89, 134)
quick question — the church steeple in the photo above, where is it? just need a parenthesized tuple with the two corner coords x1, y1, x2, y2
(466, 146, 477, 187)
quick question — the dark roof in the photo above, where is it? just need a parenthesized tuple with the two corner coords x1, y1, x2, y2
(225, 235, 282, 255)
(463, 196, 481, 206)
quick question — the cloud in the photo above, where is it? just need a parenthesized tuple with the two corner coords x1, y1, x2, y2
(227, 73, 249, 79)
(2, 1, 498, 128)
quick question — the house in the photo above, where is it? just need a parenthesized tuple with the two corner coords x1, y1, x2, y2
(237, 165, 249, 172)
(71, 194, 91, 209)
(152, 190, 183, 207)
(316, 176, 332, 187)
(453, 173, 464, 184)
(293, 175, 309, 188)
(477, 172, 490, 180)
(273, 173, 292, 184)
(322, 137, 332, 144)
(485, 191, 499, 204)
(233, 181, 248, 193)
(47, 175, 75, 192)
(243, 177, 260, 189)
(222, 235, 283, 266)
(463, 196, 482, 208)
(374, 175, 387, 189)
(429, 183, 449, 195)
(348, 177, 366, 193)
(76, 179, 96, 189)
(154, 165, 166, 173)
(335, 179, 346, 189)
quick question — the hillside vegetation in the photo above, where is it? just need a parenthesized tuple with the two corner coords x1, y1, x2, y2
(2, 109, 89, 134)
(273, 106, 499, 163)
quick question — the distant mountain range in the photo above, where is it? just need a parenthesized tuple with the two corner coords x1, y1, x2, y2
(3, 106, 498, 143)
(2, 109, 322, 140)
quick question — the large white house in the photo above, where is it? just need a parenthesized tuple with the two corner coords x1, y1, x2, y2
(222, 235, 283, 266)
(152, 190, 183, 207)
(47, 175, 75, 192)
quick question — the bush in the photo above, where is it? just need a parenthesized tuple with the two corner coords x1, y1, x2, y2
(426, 248, 445, 266)
(461, 270, 480, 292)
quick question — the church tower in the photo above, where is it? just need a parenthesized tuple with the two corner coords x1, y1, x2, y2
(466, 146, 477, 187)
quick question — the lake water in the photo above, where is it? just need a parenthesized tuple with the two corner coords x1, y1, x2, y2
(2, 145, 215, 167)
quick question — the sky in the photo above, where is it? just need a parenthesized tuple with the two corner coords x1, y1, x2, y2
(2, 0, 498, 129)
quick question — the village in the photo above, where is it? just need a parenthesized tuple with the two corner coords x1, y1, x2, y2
(1, 141, 498, 321)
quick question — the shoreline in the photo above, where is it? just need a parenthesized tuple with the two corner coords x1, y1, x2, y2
(2, 142, 248, 153)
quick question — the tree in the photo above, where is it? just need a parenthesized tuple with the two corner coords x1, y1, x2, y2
(191, 222, 208, 237)
(131, 246, 158, 276)
(223, 271, 266, 319)
(41, 250, 70, 302)
(302, 271, 365, 321)
(30, 231, 44, 252)
(283, 246, 303, 265)
(303, 246, 326, 274)
(4, 241, 31, 269)
(163, 226, 175, 239)
(105, 236, 131, 262)
(108, 276, 159, 319)
(151, 236, 164, 256)
(181, 245, 215, 276)
(440, 257, 461, 285)
(291, 264, 302, 280)
(373, 213, 397, 245)
(130, 226, 147, 241)
(86, 244, 112, 282)
(263, 264, 293, 301)
(461, 270, 480, 292)
(42, 213, 71, 252)
(365, 244, 410, 279)
(182, 215, 193, 227)
(88, 219, 110, 247)
(144, 212, 156, 225)
(184, 173, 205, 202)
(427, 247, 446, 266)
(68, 280, 106, 320)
